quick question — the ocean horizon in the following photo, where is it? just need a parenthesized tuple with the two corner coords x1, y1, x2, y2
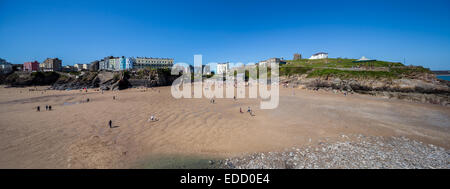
(437, 75, 450, 81)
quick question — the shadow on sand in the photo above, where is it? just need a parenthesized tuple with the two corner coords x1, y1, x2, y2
(137, 155, 222, 169)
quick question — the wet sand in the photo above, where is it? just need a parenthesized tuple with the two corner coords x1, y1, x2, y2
(0, 85, 448, 168)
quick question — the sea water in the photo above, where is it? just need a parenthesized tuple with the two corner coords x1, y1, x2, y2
(437, 75, 450, 81)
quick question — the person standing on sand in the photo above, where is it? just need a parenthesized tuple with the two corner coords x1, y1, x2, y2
(48, 105, 52, 111)
(37, 106, 40, 112)
(148, 115, 159, 122)
(109, 120, 112, 128)
(45, 105, 48, 111)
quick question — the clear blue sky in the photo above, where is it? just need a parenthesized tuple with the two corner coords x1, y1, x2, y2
(0, 0, 449, 70)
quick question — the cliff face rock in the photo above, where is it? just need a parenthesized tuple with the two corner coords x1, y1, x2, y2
(110, 73, 131, 90)
(1, 69, 178, 90)
(300, 77, 450, 94)
(51, 72, 100, 90)
(128, 69, 178, 87)
(2, 71, 60, 86)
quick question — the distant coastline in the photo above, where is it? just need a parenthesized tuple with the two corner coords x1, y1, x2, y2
(432, 70, 450, 81)
(437, 75, 450, 81)
(432, 70, 450, 75)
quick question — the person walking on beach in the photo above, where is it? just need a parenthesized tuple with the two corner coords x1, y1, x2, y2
(48, 105, 52, 111)
(45, 105, 48, 111)
(109, 120, 112, 128)
(148, 115, 158, 122)
(37, 106, 40, 112)
(247, 107, 255, 116)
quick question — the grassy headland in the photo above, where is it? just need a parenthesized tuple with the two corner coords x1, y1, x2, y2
(280, 58, 433, 79)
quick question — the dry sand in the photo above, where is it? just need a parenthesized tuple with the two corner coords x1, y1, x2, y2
(0, 85, 448, 168)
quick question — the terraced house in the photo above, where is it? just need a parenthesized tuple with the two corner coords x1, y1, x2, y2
(97, 56, 173, 71)
(40, 58, 62, 72)
(134, 57, 173, 69)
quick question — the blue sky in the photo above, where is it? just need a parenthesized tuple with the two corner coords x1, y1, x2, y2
(0, 0, 449, 70)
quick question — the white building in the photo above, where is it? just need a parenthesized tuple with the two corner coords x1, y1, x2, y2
(203, 65, 211, 75)
(216, 62, 229, 75)
(125, 57, 135, 70)
(354, 56, 376, 62)
(74, 63, 90, 71)
(82, 64, 89, 70)
(108, 58, 120, 71)
(0, 63, 12, 74)
(257, 58, 286, 67)
(0, 58, 13, 74)
(309, 52, 328, 59)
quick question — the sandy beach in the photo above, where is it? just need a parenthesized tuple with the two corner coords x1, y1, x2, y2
(0, 85, 448, 168)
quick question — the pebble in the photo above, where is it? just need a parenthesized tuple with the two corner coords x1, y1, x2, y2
(220, 136, 450, 169)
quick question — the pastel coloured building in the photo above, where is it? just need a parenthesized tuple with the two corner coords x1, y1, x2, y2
(23, 61, 40, 72)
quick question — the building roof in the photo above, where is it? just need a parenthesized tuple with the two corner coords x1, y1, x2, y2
(354, 56, 376, 62)
(136, 57, 173, 60)
(312, 52, 328, 56)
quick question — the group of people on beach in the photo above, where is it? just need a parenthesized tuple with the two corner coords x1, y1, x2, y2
(239, 106, 255, 116)
(36, 105, 52, 112)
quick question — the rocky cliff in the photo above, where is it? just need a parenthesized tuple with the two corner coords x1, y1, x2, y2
(50, 69, 177, 90)
(1, 71, 60, 86)
(281, 73, 450, 106)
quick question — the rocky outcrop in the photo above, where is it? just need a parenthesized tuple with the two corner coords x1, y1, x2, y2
(51, 72, 100, 90)
(128, 69, 178, 87)
(281, 74, 450, 106)
(297, 77, 449, 94)
(49, 69, 177, 90)
(2, 71, 60, 86)
(110, 73, 131, 90)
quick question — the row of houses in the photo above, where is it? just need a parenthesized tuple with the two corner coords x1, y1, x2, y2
(23, 58, 62, 72)
(96, 56, 174, 71)
(213, 58, 287, 75)
(16, 56, 174, 72)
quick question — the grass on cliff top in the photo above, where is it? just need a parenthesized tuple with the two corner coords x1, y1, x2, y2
(390, 66, 432, 75)
(280, 66, 312, 76)
(285, 58, 404, 68)
(307, 68, 398, 79)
